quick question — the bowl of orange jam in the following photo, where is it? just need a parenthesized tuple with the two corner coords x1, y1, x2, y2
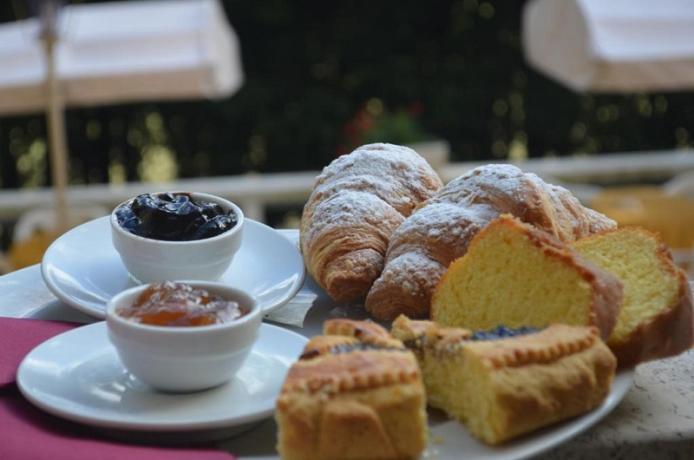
(106, 281, 261, 392)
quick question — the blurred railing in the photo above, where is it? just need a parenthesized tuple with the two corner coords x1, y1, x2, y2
(3, 148, 694, 275)
(0, 171, 317, 222)
(0, 149, 693, 224)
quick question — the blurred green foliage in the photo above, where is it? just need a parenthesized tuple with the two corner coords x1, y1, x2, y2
(358, 110, 430, 147)
(0, 0, 693, 193)
(340, 99, 432, 155)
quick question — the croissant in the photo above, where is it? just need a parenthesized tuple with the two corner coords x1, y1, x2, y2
(365, 164, 617, 320)
(300, 143, 442, 302)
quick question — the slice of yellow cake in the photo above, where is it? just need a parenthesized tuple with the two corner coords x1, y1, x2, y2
(573, 227, 694, 366)
(391, 316, 617, 445)
(431, 214, 623, 340)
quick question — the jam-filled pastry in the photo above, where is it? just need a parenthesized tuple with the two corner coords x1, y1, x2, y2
(391, 316, 617, 445)
(276, 319, 427, 460)
(300, 143, 442, 303)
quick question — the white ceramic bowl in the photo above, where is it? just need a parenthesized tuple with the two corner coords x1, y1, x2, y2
(110, 192, 244, 283)
(106, 281, 261, 392)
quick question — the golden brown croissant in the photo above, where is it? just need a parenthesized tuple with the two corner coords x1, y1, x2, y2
(300, 143, 442, 302)
(365, 164, 617, 320)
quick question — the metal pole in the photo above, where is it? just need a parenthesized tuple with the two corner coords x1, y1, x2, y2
(39, 0, 69, 233)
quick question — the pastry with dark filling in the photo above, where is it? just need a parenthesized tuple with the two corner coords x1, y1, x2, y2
(276, 319, 427, 460)
(391, 316, 617, 445)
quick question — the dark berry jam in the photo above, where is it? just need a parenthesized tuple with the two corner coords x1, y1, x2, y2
(470, 325, 541, 341)
(115, 193, 237, 241)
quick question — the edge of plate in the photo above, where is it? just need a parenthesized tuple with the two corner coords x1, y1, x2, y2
(41, 217, 110, 319)
(248, 219, 306, 317)
(40, 216, 306, 320)
(16, 322, 308, 432)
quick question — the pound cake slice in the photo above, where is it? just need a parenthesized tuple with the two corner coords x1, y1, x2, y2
(276, 319, 427, 460)
(391, 316, 617, 445)
(431, 214, 623, 340)
(574, 227, 694, 366)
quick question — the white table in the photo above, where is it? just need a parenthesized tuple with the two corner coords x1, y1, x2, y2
(1, 234, 693, 459)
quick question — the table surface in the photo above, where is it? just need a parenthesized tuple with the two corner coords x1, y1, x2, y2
(1, 230, 693, 460)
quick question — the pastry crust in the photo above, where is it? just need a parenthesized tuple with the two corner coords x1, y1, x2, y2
(391, 316, 617, 445)
(276, 320, 428, 460)
(300, 144, 442, 303)
(323, 318, 400, 346)
(366, 164, 616, 320)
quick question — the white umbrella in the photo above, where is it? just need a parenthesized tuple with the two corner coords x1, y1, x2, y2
(0, 0, 243, 231)
(522, 0, 694, 92)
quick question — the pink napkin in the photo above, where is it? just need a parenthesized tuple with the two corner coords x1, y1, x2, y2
(0, 317, 234, 460)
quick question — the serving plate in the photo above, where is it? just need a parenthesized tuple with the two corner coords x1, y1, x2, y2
(29, 221, 634, 458)
(17, 322, 307, 437)
(19, 287, 634, 459)
(41, 216, 305, 319)
(17, 312, 633, 456)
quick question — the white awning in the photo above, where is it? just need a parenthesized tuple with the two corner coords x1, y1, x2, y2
(0, 0, 243, 115)
(522, 0, 694, 92)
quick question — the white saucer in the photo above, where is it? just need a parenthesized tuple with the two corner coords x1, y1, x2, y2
(17, 322, 307, 434)
(41, 216, 305, 319)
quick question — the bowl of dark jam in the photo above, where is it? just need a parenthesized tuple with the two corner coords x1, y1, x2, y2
(111, 192, 244, 283)
(115, 192, 238, 241)
(107, 281, 260, 392)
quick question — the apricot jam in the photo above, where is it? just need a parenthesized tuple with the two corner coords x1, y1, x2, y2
(117, 282, 248, 327)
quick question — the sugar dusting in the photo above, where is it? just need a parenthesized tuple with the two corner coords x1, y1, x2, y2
(305, 189, 403, 245)
(301, 143, 443, 299)
(377, 251, 447, 297)
(311, 143, 442, 213)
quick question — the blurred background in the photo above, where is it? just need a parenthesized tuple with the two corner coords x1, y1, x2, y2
(1, 0, 694, 274)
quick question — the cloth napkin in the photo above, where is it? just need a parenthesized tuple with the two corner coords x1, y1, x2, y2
(0, 317, 234, 460)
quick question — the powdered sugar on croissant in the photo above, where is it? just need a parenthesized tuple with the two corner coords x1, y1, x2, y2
(301, 143, 443, 302)
(365, 164, 616, 320)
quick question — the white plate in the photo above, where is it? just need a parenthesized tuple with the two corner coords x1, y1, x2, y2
(213, 369, 635, 459)
(41, 216, 305, 319)
(14, 314, 633, 457)
(17, 322, 307, 434)
(423, 369, 634, 459)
